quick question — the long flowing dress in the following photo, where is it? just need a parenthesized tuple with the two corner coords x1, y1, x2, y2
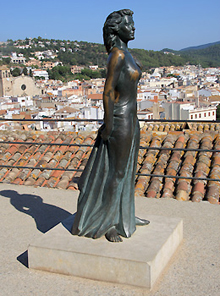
(71, 50, 142, 239)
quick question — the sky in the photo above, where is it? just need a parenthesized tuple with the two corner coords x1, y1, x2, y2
(1, 0, 220, 51)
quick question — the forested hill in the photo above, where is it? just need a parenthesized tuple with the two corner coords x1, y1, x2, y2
(177, 43, 220, 67)
(1, 37, 220, 72)
(162, 42, 220, 68)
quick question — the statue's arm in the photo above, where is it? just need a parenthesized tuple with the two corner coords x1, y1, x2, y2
(101, 49, 125, 141)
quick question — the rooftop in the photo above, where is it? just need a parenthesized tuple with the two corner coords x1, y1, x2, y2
(0, 121, 219, 204)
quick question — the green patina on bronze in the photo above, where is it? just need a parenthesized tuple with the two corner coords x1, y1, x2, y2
(71, 9, 149, 242)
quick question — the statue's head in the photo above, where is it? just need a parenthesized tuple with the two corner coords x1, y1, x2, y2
(103, 9, 134, 54)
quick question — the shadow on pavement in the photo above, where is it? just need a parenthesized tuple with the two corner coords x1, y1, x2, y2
(17, 250, 28, 268)
(0, 189, 71, 233)
(1, 189, 72, 268)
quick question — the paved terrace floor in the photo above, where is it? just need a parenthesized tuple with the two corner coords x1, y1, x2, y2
(1, 183, 219, 296)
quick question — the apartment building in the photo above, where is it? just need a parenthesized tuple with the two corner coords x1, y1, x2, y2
(11, 52, 26, 64)
(163, 101, 216, 121)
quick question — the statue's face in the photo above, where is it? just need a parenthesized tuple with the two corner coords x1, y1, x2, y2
(118, 15, 135, 43)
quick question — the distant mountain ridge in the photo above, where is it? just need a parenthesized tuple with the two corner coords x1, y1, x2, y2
(180, 41, 220, 51)
(161, 41, 220, 68)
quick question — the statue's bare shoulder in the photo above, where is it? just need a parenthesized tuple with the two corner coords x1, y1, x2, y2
(108, 47, 125, 68)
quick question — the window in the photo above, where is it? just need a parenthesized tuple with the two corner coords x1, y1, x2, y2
(195, 114, 197, 119)
(191, 115, 193, 119)
(199, 113, 201, 118)
(208, 112, 210, 116)
(213, 111, 215, 115)
(21, 84, 26, 90)
(204, 113, 206, 117)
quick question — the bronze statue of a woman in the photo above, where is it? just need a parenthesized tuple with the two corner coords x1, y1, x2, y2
(71, 9, 149, 242)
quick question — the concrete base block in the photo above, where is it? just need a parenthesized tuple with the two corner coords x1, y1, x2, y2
(28, 215, 183, 289)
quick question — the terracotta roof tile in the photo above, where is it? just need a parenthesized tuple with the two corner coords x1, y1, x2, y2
(24, 177, 36, 186)
(33, 176, 45, 187)
(0, 124, 219, 204)
(206, 185, 219, 204)
(44, 177, 57, 188)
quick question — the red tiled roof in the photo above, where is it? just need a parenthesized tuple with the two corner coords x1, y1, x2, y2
(0, 110, 7, 115)
(0, 123, 220, 204)
(88, 94, 103, 100)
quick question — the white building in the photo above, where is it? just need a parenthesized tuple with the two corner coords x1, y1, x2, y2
(34, 51, 45, 60)
(89, 65, 98, 70)
(189, 106, 216, 121)
(32, 69, 49, 80)
(163, 102, 216, 121)
(80, 106, 104, 120)
(137, 110, 153, 120)
(17, 96, 34, 109)
(11, 52, 26, 64)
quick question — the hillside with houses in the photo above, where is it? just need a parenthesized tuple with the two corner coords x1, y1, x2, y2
(0, 37, 219, 132)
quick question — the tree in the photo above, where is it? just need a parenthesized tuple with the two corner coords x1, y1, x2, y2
(48, 65, 74, 81)
(35, 76, 45, 80)
(23, 67, 28, 75)
(7, 39, 14, 46)
(80, 68, 103, 79)
(11, 67, 21, 77)
(100, 68, 107, 78)
(2, 57, 11, 65)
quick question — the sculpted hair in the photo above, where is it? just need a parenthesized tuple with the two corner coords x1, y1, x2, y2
(103, 9, 134, 54)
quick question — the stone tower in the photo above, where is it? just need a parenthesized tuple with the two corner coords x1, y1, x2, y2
(0, 66, 12, 96)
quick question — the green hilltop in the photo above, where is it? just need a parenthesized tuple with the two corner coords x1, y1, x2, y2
(0, 37, 219, 80)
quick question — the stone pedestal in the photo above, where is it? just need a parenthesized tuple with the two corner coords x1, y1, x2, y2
(28, 215, 183, 289)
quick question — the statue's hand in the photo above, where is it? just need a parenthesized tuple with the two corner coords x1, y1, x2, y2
(99, 124, 112, 141)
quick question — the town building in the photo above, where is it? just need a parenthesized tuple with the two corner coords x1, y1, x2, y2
(11, 52, 26, 64)
(32, 69, 49, 80)
(0, 66, 44, 97)
(42, 61, 60, 70)
(71, 65, 84, 74)
(163, 101, 216, 121)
